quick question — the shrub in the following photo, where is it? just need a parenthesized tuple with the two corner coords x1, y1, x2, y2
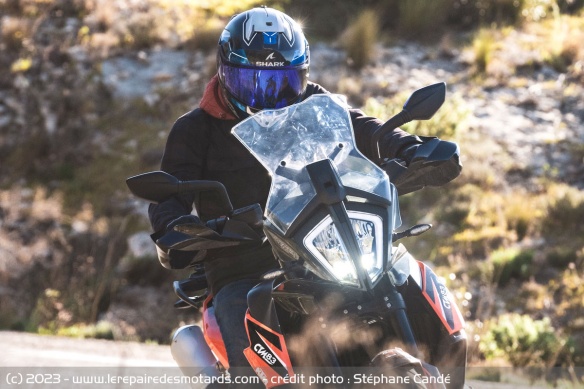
(549, 267, 584, 322)
(187, 19, 225, 52)
(542, 184, 584, 244)
(397, 0, 450, 40)
(480, 313, 569, 368)
(472, 28, 497, 74)
(546, 247, 578, 269)
(547, 267, 584, 367)
(503, 192, 542, 241)
(451, 189, 511, 258)
(448, 0, 526, 27)
(521, 0, 560, 22)
(339, 9, 380, 70)
(490, 247, 534, 286)
(40, 321, 115, 340)
(1, 16, 30, 52)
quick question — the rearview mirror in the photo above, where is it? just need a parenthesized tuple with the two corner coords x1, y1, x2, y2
(370, 82, 446, 163)
(126, 171, 234, 214)
(402, 82, 446, 121)
(126, 171, 179, 203)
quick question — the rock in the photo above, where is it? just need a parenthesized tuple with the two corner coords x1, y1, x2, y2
(100, 49, 189, 99)
(127, 231, 156, 259)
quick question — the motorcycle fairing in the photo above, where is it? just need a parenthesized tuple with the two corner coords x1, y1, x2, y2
(202, 295, 229, 369)
(390, 246, 464, 336)
(418, 262, 464, 335)
(244, 312, 295, 388)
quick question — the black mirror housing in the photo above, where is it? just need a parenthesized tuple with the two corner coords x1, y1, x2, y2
(126, 171, 180, 203)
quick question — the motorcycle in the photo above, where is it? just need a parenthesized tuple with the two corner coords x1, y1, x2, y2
(126, 83, 466, 388)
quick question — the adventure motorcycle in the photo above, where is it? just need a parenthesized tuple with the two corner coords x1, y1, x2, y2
(126, 83, 466, 388)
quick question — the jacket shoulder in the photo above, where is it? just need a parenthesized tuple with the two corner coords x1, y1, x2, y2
(174, 107, 210, 127)
(170, 107, 232, 135)
(304, 81, 330, 98)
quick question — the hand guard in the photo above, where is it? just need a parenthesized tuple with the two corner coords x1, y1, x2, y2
(151, 214, 205, 270)
(167, 214, 202, 232)
(382, 137, 462, 195)
(396, 143, 422, 167)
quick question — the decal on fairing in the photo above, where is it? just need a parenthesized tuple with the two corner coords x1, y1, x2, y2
(418, 262, 464, 335)
(244, 312, 294, 388)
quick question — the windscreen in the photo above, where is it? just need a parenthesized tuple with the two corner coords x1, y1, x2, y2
(232, 94, 395, 234)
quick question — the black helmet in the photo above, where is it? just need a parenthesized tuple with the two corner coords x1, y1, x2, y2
(217, 6, 310, 118)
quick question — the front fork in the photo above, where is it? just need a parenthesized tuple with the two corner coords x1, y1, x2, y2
(375, 274, 420, 357)
(376, 273, 420, 358)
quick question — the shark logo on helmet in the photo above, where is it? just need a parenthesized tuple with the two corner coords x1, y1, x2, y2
(255, 52, 285, 67)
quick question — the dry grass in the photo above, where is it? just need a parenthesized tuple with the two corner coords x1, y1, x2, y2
(396, 0, 451, 40)
(339, 9, 380, 70)
(471, 28, 498, 75)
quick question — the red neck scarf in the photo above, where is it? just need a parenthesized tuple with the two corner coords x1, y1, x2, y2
(199, 75, 237, 120)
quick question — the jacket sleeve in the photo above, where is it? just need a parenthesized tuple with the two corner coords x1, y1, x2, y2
(350, 108, 422, 162)
(148, 112, 206, 233)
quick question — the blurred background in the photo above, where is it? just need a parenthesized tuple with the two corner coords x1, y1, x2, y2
(0, 0, 583, 385)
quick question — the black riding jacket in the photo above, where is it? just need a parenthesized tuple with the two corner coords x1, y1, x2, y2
(149, 82, 421, 295)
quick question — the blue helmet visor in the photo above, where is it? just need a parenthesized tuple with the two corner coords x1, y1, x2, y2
(219, 63, 308, 110)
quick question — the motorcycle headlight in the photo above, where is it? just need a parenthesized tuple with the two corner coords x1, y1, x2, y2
(304, 212, 384, 287)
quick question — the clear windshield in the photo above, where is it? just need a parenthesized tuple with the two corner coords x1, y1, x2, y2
(232, 94, 394, 234)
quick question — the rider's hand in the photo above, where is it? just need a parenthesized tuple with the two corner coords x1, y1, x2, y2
(166, 214, 201, 232)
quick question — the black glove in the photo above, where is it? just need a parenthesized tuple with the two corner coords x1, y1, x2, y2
(396, 143, 422, 166)
(166, 214, 201, 232)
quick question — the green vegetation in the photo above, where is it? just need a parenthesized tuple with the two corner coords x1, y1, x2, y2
(396, 0, 451, 40)
(490, 247, 535, 286)
(472, 28, 497, 75)
(1, 0, 584, 383)
(339, 9, 380, 70)
(480, 313, 571, 369)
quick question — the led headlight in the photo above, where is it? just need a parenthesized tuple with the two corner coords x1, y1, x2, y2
(304, 212, 384, 287)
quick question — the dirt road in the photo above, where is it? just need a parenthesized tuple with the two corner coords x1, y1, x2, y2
(0, 330, 175, 367)
(0, 330, 196, 388)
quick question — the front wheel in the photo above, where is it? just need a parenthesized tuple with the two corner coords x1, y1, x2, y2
(369, 348, 446, 389)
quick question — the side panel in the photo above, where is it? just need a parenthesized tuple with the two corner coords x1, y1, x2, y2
(244, 312, 295, 389)
(417, 262, 465, 335)
(398, 258, 468, 388)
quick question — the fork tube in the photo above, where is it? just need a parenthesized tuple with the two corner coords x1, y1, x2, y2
(380, 277, 420, 357)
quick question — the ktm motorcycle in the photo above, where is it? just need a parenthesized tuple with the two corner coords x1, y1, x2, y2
(126, 83, 467, 388)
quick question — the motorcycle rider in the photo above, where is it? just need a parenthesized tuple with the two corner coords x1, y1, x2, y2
(148, 6, 428, 385)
